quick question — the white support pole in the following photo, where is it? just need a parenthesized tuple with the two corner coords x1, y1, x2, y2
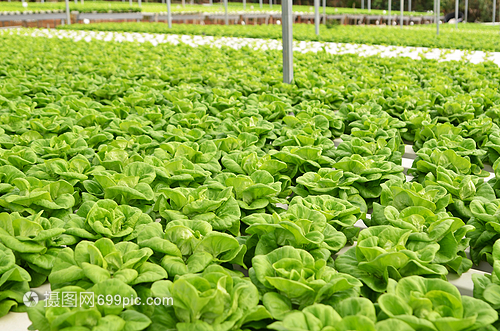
(167, 0, 172, 28)
(260, 0, 263, 9)
(282, 0, 293, 84)
(129, 0, 132, 6)
(209, 0, 213, 5)
(464, 0, 467, 22)
(243, 0, 245, 9)
(494, 0, 496, 24)
(368, 0, 371, 11)
(436, 0, 439, 35)
(455, 0, 458, 28)
(138, 0, 141, 7)
(362, 0, 364, 10)
(224, 0, 228, 25)
(400, 0, 403, 28)
(323, 0, 326, 24)
(408, 0, 411, 11)
(270, 0, 273, 9)
(74, 0, 77, 4)
(65, 0, 71, 25)
(315, 0, 319, 35)
(182, 0, 185, 7)
(388, 0, 392, 25)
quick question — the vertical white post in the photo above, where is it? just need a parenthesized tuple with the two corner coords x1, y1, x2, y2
(270, 0, 273, 9)
(362, 0, 364, 9)
(260, 0, 263, 9)
(243, 0, 246, 9)
(408, 0, 410, 11)
(74, 0, 77, 4)
(464, 0, 467, 22)
(388, 0, 392, 25)
(209, 0, 213, 4)
(315, 0, 319, 35)
(138, 0, 141, 7)
(129, 0, 132, 6)
(400, 0, 403, 28)
(436, 0, 439, 35)
(455, 0, 458, 28)
(282, 0, 293, 84)
(323, 0, 326, 24)
(494, 0, 496, 24)
(65, 0, 71, 25)
(224, 0, 228, 24)
(368, 0, 371, 11)
(182, 0, 185, 7)
(167, 0, 172, 28)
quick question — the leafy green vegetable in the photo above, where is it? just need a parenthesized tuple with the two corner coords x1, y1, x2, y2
(379, 276, 498, 331)
(335, 226, 448, 298)
(149, 265, 271, 331)
(250, 246, 362, 309)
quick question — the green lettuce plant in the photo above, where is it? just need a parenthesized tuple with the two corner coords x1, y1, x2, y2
(241, 204, 347, 259)
(288, 195, 363, 242)
(335, 226, 448, 298)
(154, 186, 241, 235)
(379, 276, 498, 331)
(27, 283, 151, 331)
(249, 246, 362, 309)
(0, 243, 31, 317)
(63, 199, 154, 242)
(137, 221, 246, 278)
(48, 238, 167, 290)
(0, 212, 73, 287)
(149, 265, 271, 331)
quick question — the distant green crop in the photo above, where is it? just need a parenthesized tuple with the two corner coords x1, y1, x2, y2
(60, 22, 500, 52)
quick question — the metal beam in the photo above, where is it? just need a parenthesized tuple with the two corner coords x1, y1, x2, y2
(388, 0, 392, 25)
(224, 0, 228, 25)
(167, 0, 171, 28)
(436, 0, 439, 35)
(315, 0, 319, 35)
(400, 0, 403, 28)
(282, 0, 293, 84)
(65, 0, 71, 25)
(494, 0, 496, 24)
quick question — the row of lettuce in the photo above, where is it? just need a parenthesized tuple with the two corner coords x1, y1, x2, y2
(57, 22, 500, 53)
(1, 33, 500, 330)
(0, 1, 428, 16)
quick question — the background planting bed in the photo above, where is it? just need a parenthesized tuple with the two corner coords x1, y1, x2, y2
(2, 30, 500, 331)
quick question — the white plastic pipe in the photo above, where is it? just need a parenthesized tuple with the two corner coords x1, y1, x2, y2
(224, 0, 228, 25)
(65, 0, 71, 25)
(400, 0, 403, 28)
(167, 0, 171, 28)
(315, 0, 319, 35)
(388, 0, 392, 25)
(282, 0, 293, 83)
